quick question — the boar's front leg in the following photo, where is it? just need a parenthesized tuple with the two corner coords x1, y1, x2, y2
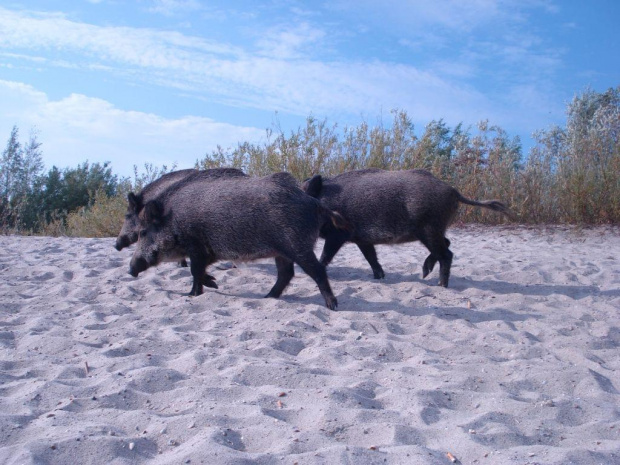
(181, 257, 217, 288)
(356, 243, 385, 279)
(295, 251, 338, 310)
(265, 256, 295, 298)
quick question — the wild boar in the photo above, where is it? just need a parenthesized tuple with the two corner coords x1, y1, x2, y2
(115, 168, 246, 289)
(129, 172, 343, 310)
(302, 168, 513, 287)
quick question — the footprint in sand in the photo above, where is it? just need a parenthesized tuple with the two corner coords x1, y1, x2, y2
(272, 338, 306, 356)
(211, 428, 246, 451)
(127, 367, 187, 394)
(0, 331, 16, 348)
(33, 271, 55, 281)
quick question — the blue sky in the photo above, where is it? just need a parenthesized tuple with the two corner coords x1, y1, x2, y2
(1, 1, 618, 177)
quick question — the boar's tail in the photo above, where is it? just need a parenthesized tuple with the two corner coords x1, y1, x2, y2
(320, 205, 351, 231)
(456, 193, 515, 219)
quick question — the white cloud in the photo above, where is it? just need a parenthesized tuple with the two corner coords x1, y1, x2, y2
(0, 7, 241, 62)
(0, 80, 265, 177)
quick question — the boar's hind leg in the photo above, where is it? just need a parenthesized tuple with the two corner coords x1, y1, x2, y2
(422, 254, 437, 279)
(357, 243, 385, 279)
(319, 231, 348, 267)
(419, 232, 453, 287)
(265, 256, 295, 299)
(295, 252, 338, 311)
(422, 237, 451, 279)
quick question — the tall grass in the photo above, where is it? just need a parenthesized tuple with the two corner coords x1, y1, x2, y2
(196, 88, 619, 226)
(197, 114, 525, 224)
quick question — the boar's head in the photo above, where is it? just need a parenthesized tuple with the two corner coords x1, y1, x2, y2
(115, 192, 143, 251)
(129, 200, 180, 277)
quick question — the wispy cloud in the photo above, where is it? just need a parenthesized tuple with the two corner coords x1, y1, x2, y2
(255, 23, 326, 60)
(148, 0, 203, 16)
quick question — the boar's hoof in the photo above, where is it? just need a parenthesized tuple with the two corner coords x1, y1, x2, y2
(203, 274, 218, 289)
(325, 296, 338, 311)
(264, 289, 282, 299)
(179, 259, 188, 267)
(373, 269, 385, 280)
(189, 285, 203, 296)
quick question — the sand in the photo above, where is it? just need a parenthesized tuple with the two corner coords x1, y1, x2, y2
(1, 226, 619, 464)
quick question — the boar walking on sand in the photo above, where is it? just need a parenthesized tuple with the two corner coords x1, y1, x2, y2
(129, 172, 344, 310)
(115, 168, 246, 289)
(302, 168, 513, 288)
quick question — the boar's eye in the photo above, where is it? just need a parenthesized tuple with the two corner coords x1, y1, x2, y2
(138, 229, 148, 239)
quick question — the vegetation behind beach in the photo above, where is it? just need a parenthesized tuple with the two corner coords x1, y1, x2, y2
(1, 87, 618, 237)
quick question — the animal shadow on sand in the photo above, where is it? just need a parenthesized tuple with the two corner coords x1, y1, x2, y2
(324, 264, 616, 300)
(158, 262, 617, 316)
(160, 265, 336, 308)
(334, 286, 541, 325)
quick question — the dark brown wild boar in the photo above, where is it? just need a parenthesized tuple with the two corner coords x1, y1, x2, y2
(129, 172, 344, 310)
(302, 168, 513, 287)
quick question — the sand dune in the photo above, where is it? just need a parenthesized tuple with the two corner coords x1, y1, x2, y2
(1, 226, 619, 464)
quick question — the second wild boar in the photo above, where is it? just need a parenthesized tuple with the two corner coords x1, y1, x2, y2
(302, 168, 513, 287)
(129, 172, 343, 310)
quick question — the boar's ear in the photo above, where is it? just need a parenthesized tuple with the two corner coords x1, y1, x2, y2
(302, 174, 323, 198)
(127, 192, 142, 212)
(144, 200, 164, 225)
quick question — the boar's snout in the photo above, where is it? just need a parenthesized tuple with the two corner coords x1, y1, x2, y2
(115, 235, 130, 251)
(129, 257, 148, 277)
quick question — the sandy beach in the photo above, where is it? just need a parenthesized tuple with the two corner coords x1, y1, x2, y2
(1, 226, 619, 464)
